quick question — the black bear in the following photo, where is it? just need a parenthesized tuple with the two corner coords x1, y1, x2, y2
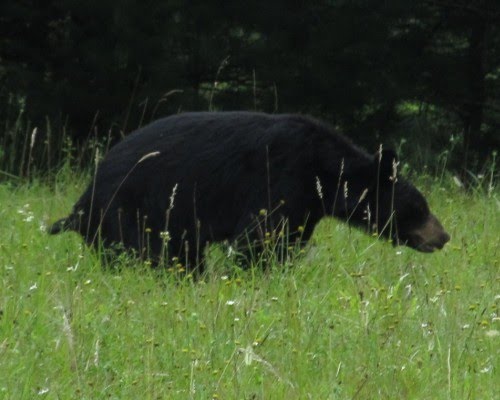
(50, 112, 450, 267)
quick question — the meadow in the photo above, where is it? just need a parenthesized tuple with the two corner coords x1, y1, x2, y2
(0, 170, 498, 399)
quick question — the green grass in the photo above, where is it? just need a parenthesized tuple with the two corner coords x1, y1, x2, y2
(0, 173, 498, 399)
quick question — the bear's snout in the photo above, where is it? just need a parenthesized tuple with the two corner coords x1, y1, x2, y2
(406, 214, 450, 252)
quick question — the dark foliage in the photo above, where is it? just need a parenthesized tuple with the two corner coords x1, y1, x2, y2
(1, 1, 499, 175)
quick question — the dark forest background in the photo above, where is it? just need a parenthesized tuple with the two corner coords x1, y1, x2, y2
(1, 0, 499, 178)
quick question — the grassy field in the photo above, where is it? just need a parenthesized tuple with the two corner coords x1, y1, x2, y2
(0, 172, 498, 399)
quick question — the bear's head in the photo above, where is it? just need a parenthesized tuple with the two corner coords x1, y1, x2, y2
(369, 150, 450, 252)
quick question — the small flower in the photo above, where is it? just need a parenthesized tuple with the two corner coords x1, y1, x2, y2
(226, 300, 236, 306)
(480, 365, 492, 374)
(160, 231, 171, 241)
(67, 262, 79, 272)
(485, 330, 499, 338)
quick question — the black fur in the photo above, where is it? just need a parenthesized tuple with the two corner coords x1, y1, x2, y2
(50, 112, 449, 267)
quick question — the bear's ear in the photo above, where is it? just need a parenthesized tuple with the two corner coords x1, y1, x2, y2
(373, 149, 398, 183)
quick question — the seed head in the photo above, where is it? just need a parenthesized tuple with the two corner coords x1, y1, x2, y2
(315, 176, 323, 200)
(138, 151, 160, 163)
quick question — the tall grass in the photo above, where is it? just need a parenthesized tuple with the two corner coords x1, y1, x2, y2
(0, 107, 498, 398)
(0, 170, 498, 399)
(0, 108, 111, 181)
